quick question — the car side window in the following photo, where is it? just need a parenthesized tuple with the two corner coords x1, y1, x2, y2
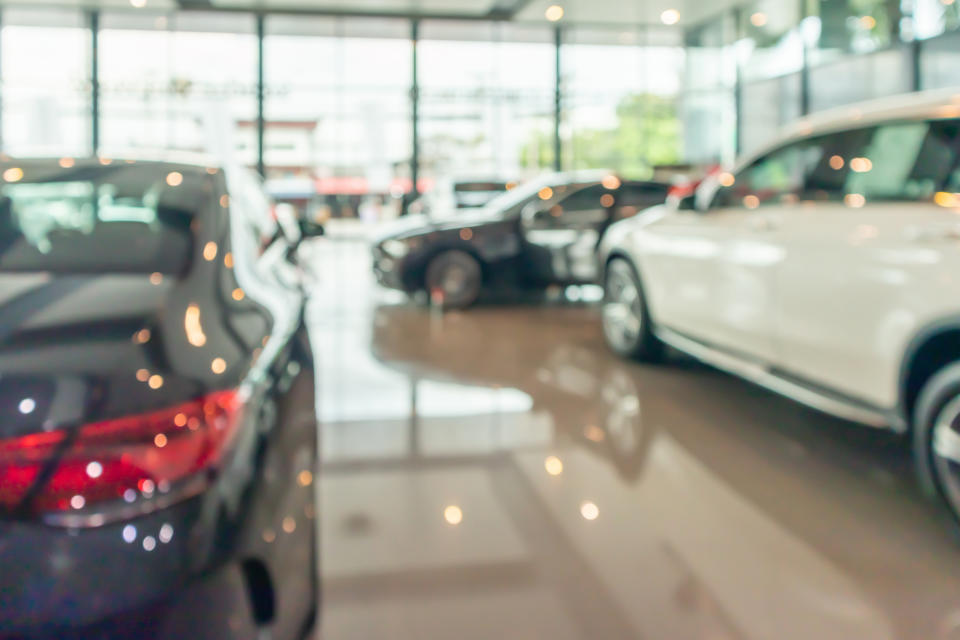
(713, 140, 823, 210)
(524, 184, 609, 230)
(843, 120, 960, 203)
(616, 183, 669, 219)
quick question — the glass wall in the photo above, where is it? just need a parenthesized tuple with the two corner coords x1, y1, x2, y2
(1, 8, 90, 156)
(683, 13, 738, 164)
(2, 3, 958, 187)
(806, 0, 903, 66)
(264, 17, 411, 219)
(808, 47, 912, 112)
(419, 22, 554, 184)
(561, 27, 685, 177)
(99, 11, 257, 162)
(919, 29, 960, 90)
(913, 0, 960, 40)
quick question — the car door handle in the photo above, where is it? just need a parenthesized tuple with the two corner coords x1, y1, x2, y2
(907, 224, 960, 242)
(747, 216, 780, 232)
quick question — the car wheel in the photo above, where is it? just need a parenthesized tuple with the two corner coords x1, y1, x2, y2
(913, 362, 960, 529)
(602, 258, 663, 362)
(425, 250, 482, 309)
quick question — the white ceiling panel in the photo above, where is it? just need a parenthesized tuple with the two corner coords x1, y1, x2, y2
(209, 0, 500, 16)
(0, 0, 751, 27)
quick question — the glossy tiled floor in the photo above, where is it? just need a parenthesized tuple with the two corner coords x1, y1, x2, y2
(307, 237, 960, 640)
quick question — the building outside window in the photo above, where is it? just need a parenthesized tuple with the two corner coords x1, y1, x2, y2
(2, 8, 91, 157)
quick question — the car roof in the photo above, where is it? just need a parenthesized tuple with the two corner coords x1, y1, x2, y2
(0, 151, 223, 171)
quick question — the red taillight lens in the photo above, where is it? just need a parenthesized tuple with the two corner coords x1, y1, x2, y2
(0, 389, 243, 524)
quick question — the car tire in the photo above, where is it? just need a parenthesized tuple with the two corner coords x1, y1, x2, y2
(601, 258, 664, 362)
(913, 361, 960, 529)
(425, 250, 482, 309)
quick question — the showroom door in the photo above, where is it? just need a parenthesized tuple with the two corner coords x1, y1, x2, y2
(773, 119, 960, 408)
(520, 184, 612, 283)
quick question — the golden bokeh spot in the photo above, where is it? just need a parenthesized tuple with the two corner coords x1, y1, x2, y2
(460, 228, 474, 241)
(718, 172, 735, 187)
(59, 157, 75, 168)
(934, 191, 960, 208)
(600, 194, 615, 208)
(580, 501, 600, 520)
(224, 252, 234, 268)
(211, 358, 227, 375)
(298, 470, 313, 487)
(154, 433, 168, 448)
(743, 195, 760, 209)
(166, 171, 183, 187)
(3, 167, 23, 183)
(544, 456, 564, 476)
(601, 175, 621, 190)
(545, 4, 564, 21)
(185, 304, 207, 347)
(584, 425, 605, 442)
(136, 368, 150, 382)
(148, 374, 164, 389)
(829, 155, 845, 170)
(538, 186, 554, 200)
(844, 193, 866, 208)
(938, 105, 960, 118)
(149, 272, 163, 285)
(444, 505, 463, 525)
(232, 288, 245, 301)
(220, 195, 230, 208)
(203, 242, 218, 261)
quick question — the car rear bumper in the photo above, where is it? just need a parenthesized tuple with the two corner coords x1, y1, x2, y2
(0, 496, 314, 640)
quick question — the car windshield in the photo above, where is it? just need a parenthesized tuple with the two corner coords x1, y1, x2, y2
(0, 163, 204, 274)
(473, 176, 556, 218)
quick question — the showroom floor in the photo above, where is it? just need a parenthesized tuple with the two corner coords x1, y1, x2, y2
(306, 235, 960, 640)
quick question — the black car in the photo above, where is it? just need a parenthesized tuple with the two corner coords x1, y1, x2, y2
(372, 172, 670, 308)
(0, 159, 320, 639)
(408, 179, 509, 216)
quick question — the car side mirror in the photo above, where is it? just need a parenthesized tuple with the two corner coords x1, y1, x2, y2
(298, 218, 326, 237)
(677, 194, 697, 211)
(694, 177, 721, 213)
(521, 202, 553, 228)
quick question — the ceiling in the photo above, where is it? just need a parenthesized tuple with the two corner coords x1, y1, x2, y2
(4, 0, 748, 26)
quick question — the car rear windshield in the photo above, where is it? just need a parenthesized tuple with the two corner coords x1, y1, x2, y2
(0, 162, 207, 274)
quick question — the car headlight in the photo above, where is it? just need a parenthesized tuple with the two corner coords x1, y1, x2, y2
(381, 239, 410, 258)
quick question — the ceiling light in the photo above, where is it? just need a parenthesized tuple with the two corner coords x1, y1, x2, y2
(545, 5, 564, 22)
(660, 9, 680, 25)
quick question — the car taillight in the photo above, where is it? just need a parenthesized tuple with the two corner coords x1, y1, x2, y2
(0, 389, 244, 526)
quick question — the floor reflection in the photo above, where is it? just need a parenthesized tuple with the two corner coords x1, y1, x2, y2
(309, 239, 960, 640)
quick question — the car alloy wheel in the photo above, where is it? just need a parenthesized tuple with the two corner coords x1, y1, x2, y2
(931, 394, 960, 519)
(603, 264, 643, 352)
(425, 250, 482, 309)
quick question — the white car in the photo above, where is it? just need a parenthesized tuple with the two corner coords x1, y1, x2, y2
(599, 90, 960, 525)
